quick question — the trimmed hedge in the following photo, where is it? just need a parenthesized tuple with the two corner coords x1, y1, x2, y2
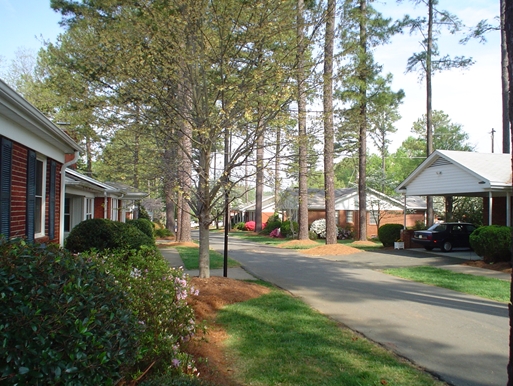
(0, 238, 142, 385)
(64, 218, 155, 253)
(469, 225, 511, 263)
(378, 223, 404, 247)
(127, 218, 155, 240)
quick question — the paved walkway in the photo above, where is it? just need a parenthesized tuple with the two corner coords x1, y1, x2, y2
(160, 238, 511, 386)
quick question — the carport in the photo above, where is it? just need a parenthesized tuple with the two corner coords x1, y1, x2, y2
(396, 150, 512, 226)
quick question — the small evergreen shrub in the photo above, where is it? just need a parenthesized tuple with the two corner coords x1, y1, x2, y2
(155, 227, 174, 238)
(65, 218, 154, 253)
(469, 225, 511, 263)
(83, 247, 198, 375)
(233, 222, 246, 230)
(280, 220, 299, 238)
(337, 226, 353, 240)
(138, 205, 151, 221)
(244, 221, 256, 231)
(378, 223, 404, 247)
(127, 218, 155, 240)
(261, 215, 282, 235)
(0, 238, 142, 385)
(308, 230, 318, 240)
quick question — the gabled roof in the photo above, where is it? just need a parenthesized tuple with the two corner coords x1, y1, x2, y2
(237, 195, 275, 212)
(396, 150, 512, 197)
(278, 187, 426, 210)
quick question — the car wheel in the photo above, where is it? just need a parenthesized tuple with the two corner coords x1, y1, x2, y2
(442, 241, 453, 252)
(424, 246, 433, 251)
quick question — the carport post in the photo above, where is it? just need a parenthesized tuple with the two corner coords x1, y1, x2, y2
(507, 191, 511, 226)
(488, 192, 493, 225)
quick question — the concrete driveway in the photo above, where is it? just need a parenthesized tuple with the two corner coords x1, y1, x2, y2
(205, 233, 509, 386)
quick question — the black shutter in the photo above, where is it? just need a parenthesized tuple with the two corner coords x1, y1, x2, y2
(0, 138, 12, 238)
(26, 150, 36, 242)
(48, 160, 56, 240)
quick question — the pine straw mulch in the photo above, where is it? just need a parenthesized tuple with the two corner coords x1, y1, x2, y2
(157, 241, 199, 248)
(185, 277, 271, 386)
(462, 259, 512, 274)
(278, 239, 366, 256)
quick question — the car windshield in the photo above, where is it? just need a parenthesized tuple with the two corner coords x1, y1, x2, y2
(427, 223, 447, 232)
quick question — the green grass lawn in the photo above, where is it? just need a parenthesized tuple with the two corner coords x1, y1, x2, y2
(218, 285, 444, 386)
(383, 266, 510, 303)
(175, 246, 240, 270)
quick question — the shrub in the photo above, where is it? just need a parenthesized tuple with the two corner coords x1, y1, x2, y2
(378, 223, 404, 247)
(308, 230, 318, 240)
(139, 205, 152, 221)
(155, 227, 174, 238)
(310, 219, 327, 238)
(261, 215, 282, 235)
(233, 222, 246, 230)
(280, 220, 299, 238)
(83, 247, 198, 375)
(65, 218, 155, 253)
(127, 218, 155, 240)
(244, 221, 256, 232)
(337, 226, 353, 240)
(0, 238, 142, 385)
(469, 225, 511, 263)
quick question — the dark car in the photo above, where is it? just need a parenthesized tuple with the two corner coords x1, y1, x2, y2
(412, 222, 477, 252)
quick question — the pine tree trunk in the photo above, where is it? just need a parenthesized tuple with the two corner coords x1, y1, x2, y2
(502, 0, 510, 154)
(504, 1, 513, 383)
(357, 0, 368, 241)
(324, 0, 337, 244)
(426, 0, 435, 226)
(297, 0, 309, 240)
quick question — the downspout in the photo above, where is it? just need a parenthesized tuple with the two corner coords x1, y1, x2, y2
(59, 151, 80, 246)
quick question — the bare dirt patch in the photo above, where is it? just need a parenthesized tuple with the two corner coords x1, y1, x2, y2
(185, 277, 271, 385)
(302, 243, 362, 256)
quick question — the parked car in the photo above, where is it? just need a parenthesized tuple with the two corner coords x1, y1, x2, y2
(412, 222, 477, 252)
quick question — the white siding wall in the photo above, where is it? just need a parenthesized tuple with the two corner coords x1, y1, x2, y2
(406, 163, 481, 196)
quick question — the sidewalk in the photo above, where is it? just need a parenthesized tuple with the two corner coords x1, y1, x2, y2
(159, 247, 258, 280)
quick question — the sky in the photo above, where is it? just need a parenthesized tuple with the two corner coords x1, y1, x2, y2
(0, 0, 503, 154)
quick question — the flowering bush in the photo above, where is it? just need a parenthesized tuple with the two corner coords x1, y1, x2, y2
(83, 246, 198, 376)
(244, 221, 256, 231)
(310, 219, 327, 239)
(269, 228, 283, 238)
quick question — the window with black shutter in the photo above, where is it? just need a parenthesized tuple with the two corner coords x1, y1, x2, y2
(0, 137, 12, 238)
(48, 160, 56, 240)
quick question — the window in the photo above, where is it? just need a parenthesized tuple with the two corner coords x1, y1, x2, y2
(369, 210, 378, 225)
(64, 197, 71, 232)
(346, 210, 354, 223)
(85, 198, 93, 220)
(34, 158, 45, 235)
(0, 138, 12, 238)
(111, 198, 118, 221)
(26, 151, 46, 241)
